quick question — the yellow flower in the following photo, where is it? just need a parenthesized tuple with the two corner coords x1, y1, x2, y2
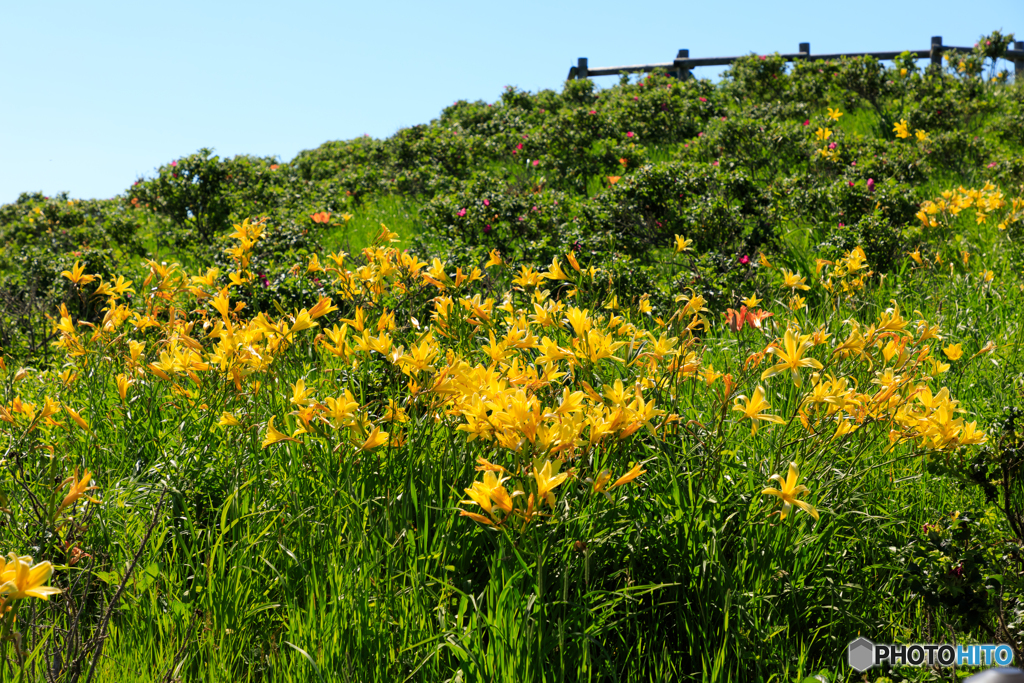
(308, 296, 338, 319)
(971, 340, 996, 359)
(0, 553, 62, 601)
(63, 404, 90, 431)
(780, 268, 810, 291)
(60, 261, 97, 287)
(814, 127, 832, 142)
(942, 343, 964, 361)
(57, 469, 100, 516)
(893, 119, 911, 139)
(608, 463, 647, 489)
(760, 329, 824, 386)
(218, 412, 242, 427)
(762, 462, 819, 521)
(542, 257, 570, 281)
(533, 459, 568, 509)
(115, 374, 133, 401)
(915, 129, 928, 142)
(827, 107, 843, 121)
(460, 470, 515, 525)
(262, 416, 301, 448)
(484, 249, 503, 269)
(674, 235, 693, 253)
(355, 426, 389, 452)
(732, 386, 785, 434)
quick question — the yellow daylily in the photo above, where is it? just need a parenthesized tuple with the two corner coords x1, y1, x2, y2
(674, 235, 693, 253)
(533, 459, 568, 509)
(760, 329, 823, 386)
(943, 343, 964, 361)
(608, 463, 647, 489)
(355, 426, 389, 452)
(0, 553, 62, 601)
(762, 462, 819, 520)
(262, 416, 301, 448)
(732, 386, 785, 434)
(60, 261, 97, 287)
(56, 469, 100, 516)
(780, 269, 810, 291)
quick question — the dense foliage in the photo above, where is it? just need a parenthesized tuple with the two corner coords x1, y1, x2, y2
(1, 30, 1023, 682)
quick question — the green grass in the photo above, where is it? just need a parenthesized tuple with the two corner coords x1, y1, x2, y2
(323, 194, 424, 255)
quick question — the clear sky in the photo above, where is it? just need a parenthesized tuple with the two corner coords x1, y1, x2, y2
(1, 0, 1019, 205)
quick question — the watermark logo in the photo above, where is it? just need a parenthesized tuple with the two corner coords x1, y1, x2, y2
(847, 638, 1014, 672)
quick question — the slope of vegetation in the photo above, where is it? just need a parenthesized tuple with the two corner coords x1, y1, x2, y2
(1, 31, 1023, 682)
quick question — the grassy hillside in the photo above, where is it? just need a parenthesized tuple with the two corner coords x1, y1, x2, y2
(1, 31, 1024, 682)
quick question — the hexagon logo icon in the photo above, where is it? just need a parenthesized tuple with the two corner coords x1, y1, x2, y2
(848, 638, 875, 672)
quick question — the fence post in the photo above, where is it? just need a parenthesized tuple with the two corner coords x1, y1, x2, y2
(930, 36, 943, 67)
(676, 49, 690, 80)
(577, 57, 589, 80)
(1016, 41, 1024, 80)
(799, 42, 810, 58)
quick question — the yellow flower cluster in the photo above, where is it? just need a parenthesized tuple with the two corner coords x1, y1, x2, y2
(7, 221, 989, 535)
(787, 309, 987, 450)
(817, 246, 873, 300)
(813, 107, 843, 162)
(892, 119, 928, 141)
(916, 183, 1023, 232)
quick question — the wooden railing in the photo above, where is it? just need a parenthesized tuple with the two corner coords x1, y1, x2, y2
(567, 36, 1024, 80)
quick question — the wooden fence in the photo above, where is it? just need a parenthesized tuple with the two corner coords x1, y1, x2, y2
(567, 36, 1024, 81)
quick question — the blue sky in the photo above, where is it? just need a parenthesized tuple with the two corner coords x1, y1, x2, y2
(1, 0, 1019, 205)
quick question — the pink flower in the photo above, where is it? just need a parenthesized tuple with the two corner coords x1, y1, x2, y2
(532, 159, 539, 167)
(867, 178, 875, 192)
(739, 254, 750, 265)
(698, 97, 707, 102)
(171, 161, 177, 167)
(626, 131, 635, 138)
(839, 222, 845, 227)
(457, 208, 466, 217)
(634, 96, 639, 101)
(516, 143, 523, 150)
(697, 132, 704, 137)
(828, 142, 836, 150)
(589, 110, 596, 115)
(484, 225, 492, 233)
(848, 181, 854, 187)
(988, 162, 998, 168)
(483, 199, 490, 206)
(803, 120, 810, 126)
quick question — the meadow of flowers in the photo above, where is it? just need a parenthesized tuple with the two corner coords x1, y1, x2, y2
(1, 31, 1024, 682)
